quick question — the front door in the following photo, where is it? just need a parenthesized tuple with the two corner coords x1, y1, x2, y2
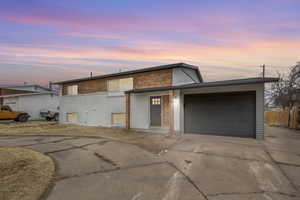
(150, 96, 161, 126)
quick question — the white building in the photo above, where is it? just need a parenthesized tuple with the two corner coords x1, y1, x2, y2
(1, 92, 59, 120)
(55, 63, 278, 139)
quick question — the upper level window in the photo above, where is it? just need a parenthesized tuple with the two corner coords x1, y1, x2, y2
(107, 78, 133, 92)
(67, 85, 78, 95)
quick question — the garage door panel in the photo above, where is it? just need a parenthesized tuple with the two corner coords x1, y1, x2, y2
(184, 92, 255, 138)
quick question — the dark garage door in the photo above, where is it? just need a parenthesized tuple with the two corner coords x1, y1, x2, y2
(184, 92, 256, 138)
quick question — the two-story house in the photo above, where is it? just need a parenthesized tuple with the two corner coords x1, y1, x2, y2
(55, 63, 278, 139)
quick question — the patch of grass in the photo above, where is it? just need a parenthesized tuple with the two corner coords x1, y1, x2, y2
(0, 121, 180, 154)
(0, 147, 55, 200)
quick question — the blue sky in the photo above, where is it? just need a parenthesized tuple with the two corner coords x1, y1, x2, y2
(0, 0, 299, 85)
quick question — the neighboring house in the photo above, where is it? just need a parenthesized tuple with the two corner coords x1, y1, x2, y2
(0, 84, 52, 93)
(55, 63, 278, 139)
(0, 85, 53, 105)
(0, 85, 59, 120)
(1, 92, 59, 120)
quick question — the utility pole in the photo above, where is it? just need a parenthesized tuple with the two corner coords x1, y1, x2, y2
(261, 64, 265, 79)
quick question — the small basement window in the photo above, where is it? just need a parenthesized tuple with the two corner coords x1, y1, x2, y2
(112, 113, 126, 127)
(67, 85, 78, 95)
(67, 113, 78, 123)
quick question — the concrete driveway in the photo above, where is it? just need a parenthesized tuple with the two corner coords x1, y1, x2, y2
(0, 126, 299, 200)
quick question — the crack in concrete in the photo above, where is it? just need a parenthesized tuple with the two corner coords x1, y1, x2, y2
(166, 161, 209, 200)
(93, 152, 119, 168)
(67, 140, 110, 149)
(262, 145, 300, 193)
(265, 148, 300, 156)
(174, 138, 263, 149)
(207, 190, 300, 198)
(20, 137, 77, 147)
(22, 139, 110, 155)
(44, 146, 82, 154)
(55, 161, 169, 181)
(276, 161, 300, 167)
(170, 149, 271, 164)
(207, 191, 264, 197)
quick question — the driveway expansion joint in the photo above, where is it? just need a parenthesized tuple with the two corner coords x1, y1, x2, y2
(55, 161, 170, 181)
(276, 161, 300, 167)
(20, 137, 77, 147)
(170, 149, 271, 164)
(262, 145, 300, 193)
(206, 191, 300, 198)
(68, 140, 111, 149)
(166, 161, 209, 200)
(44, 146, 83, 154)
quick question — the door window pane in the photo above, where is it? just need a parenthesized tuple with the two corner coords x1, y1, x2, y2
(151, 98, 161, 105)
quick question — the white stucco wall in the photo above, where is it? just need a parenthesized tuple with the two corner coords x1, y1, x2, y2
(173, 90, 181, 132)
(3, 94, 59, 120)
(130, 94, 149, 129)
(172, 68, 200, 86)
(179, 83, 265, 139)
(59, 92, 125, 127)
(130, 91, 169, 130)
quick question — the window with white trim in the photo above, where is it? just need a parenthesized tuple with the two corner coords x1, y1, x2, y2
(67, 85, 78, 95)
(107, 78, 133, 92)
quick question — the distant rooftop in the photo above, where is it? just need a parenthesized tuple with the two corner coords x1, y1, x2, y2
(0, 85, 52, 92)
(0, 91, 57, 98)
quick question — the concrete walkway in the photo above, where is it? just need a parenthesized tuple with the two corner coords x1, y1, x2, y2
(0, 126, 299, 200)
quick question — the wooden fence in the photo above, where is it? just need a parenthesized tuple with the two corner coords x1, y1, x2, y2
(265, 107, 299, 129)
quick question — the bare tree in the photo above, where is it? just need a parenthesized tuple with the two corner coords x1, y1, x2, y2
(269, 62, 300, 108)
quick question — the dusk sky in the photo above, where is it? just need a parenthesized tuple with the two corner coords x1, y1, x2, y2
(0, 0, 299, 86)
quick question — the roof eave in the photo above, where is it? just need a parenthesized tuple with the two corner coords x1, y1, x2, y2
(53, 63, 200, 85)
(0, 91, 57, 98)
(125, 77, 279, 94)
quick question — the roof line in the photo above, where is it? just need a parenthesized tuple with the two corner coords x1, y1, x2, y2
(125, 77, 279, 94)
(0, 91, 57, 98)
(0, 85, 52, 91)
(54, 63, 202, 84)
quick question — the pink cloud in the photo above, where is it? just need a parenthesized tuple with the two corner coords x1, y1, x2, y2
(1, 36, 299, 68)
(1, 36, 299, 85)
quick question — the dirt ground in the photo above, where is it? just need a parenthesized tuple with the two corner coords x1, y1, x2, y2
(0, 121, 179, 154)
(0, 147, 55, 200)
